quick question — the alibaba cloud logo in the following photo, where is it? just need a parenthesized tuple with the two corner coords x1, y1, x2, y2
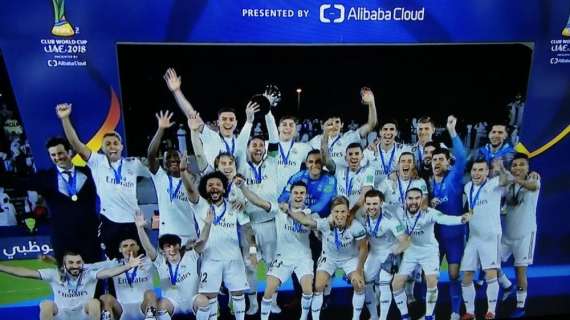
(320, 4, 345, 23)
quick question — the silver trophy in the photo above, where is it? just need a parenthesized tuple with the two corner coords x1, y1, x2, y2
(251, 84, 282, 116)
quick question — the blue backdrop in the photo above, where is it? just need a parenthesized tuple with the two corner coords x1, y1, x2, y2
(0, 0, 568, 264)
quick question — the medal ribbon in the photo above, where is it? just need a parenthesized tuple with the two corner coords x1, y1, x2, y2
(58, 169, 77, 198)
(168, 175, 183, 202)
(248, 161, 263, 184)
(109, 158, 123, 184)
(279, 141, 295, 165)
(379, 145, 396, 175)
(167, 261, 180, 286)
(469, 179, 488, 210)
(212, 200, 228, 225)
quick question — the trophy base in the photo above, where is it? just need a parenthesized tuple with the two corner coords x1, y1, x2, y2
(51, 21, 75, 37)
(563, 27, 570, 37)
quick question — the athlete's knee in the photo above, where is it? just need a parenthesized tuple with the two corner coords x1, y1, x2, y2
(87, 298, 101, 311)
(425, 275, 438, 288)
(99, 294, 115, 307)
(484, 268, 498, 279)
(194, 294, 209, 309)
(392, 275, 406, 290)
(40, 300, 57, 313)
(462, 271, 474, 284)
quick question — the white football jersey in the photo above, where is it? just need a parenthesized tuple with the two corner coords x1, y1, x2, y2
(363, 143, 406, 188)
(310, 130, 361, 170)
(316, 218, 367, 261)
(151, 168, 198, 241)
(111, 258, 155, 304)
(379, 177, 428, 209)
(154, 250, 200, 303)
(276, 140, 312, 194)
(39, 268, 98, 310)
(358, 212, 405, 255)
(464, 177, 503, 239)
(504, 179, 540, 239)
(335, 165, 375, 207)
(200, 123, 251, 171)
(274, 207, 318, 261)
(192, 197, 250, 261)
(402, 208, 463, 257)
(238, 156, 279, 223)
(87, 153, 150, 223)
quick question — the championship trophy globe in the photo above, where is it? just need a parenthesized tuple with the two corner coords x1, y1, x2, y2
(250, 84, 282, 118)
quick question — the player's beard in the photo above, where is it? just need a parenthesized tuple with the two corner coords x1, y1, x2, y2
(407, 203, 420, 214)
(208, 190, 224, 203)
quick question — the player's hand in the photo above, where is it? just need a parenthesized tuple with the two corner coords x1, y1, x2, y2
(163, 68, 181, 92)
(279, 202, 289, 213)
(127, 252, 145, 268)
(528, 171, 540, 181)
(187, 112, 204, 132)
(205, 207, 215, 224)
(446, 115, 458, 137)
(156, 110, 175, 129)
(38, 254, 57, 265)
(230, 200, 245, 212)
(245, 101, 260, 124)
(233, 175, 245, 188)
(55, 103, 72, 119)
(350, 272, 365, 291)
(461, 211, 473, 224)
(322, 119, 335, 137)
(367, 138, 380, 154)
(360, 87, 375, 105)
(135, 211, 147, 228)
(430, 197, 441, 208)
(179, 152, 188, 172)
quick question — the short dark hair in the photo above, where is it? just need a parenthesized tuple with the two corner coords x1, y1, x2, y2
(103, 131, 122, 142)
(471, 158, 490, 169)
(118, 236, 139, 249)
(279, 115, 298, 124)
(423, 141, 437, 150)
(364, 189, 385, 201)
(512, 152, 529, 162)
(305, 149, 321, 160)
(217, 107, 237, 118)
(214, 152, 236, 170)
(198, 171, 229, 199)
(345, 142, 362, 152)
(158, 234, 182, 250)
(380, 118, 399, 131)
(45, 136, 71, 151)
(417, 116, 434, 126)
(432, 147, 451, 160)
(248, 135, 266, 146)
(291, 181, 308, 191)
(399, 151, 416, 163)
(405, 187, 423, 198)
(487, 121, 508, 133)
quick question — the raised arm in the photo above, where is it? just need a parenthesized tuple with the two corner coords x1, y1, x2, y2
(186, 113, 208, 174)
(320, 122, 336, 173)
(147, 110, 176, 174)
(55, 103, 91, 161)
(236, 101, 259, 158)
(179, 153, 200, 203)
(287, 209, 318, 228)
(96, 252, 143, 280)
(234, 175, 272, 211)
(516, 171, 540, 191)
(0, 264, 41, 279)
(164, 68, 196, 118)
(192, 208, 214, 253)
(358, 87, 378, 138)
(446, 115, 467, 179)
(134, 212, 157, 261)
(494, 159, 515, 187)
(433, 210, 471, 225)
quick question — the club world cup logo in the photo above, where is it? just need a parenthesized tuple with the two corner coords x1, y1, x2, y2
(51, 0, 75, 37)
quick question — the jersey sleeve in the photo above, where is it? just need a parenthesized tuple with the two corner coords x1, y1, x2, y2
(237, 210, 251, 225)
(448, 136, 467, 185)
(191, 197, 208, 220)
(363, 147, 377, 162)
(350, 220, 367, 241)
(38, 268, 58, 282)
(309, 135, 321, 150)
(315, 217, 330, 234)
(344, 130, 362, 144)
(489, 176, 501, 190)
(389, 218, 406, 238)
(153, 252, 166, 269)
(86, 151, 105, 169)
(200, 125, 217, 144)
(431, 209, 463, 226)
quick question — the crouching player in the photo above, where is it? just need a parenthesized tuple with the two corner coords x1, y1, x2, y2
(288, 196, 368, 320)
(135, 209, 214, 320)
(0, 251, 143, 320)
(359, 189, 410, 320)
(99, 237, 158, 320)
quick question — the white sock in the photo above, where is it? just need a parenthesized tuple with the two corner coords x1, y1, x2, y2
(352, 291, 365, 320)
(208, 297, 218, 319)
(232, 294, 246, 320)
(300, 293, 312, 320)
(195, 306, 210, 320)
(272, 292, 279, 307)
(425, 287, 438, 317)
(311, 293, 323, 320)
(156, 309, 172, 320)
(462, 282, 476, 314)
(486, 278, 499, 314)
(378, 283, 392, 320)
(498, 270, 512, 288)
(516, 287, 527, 309)
(365, 283, 379, 320)
(393, 289, 409, 318)
(260, 297, 272, 320)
